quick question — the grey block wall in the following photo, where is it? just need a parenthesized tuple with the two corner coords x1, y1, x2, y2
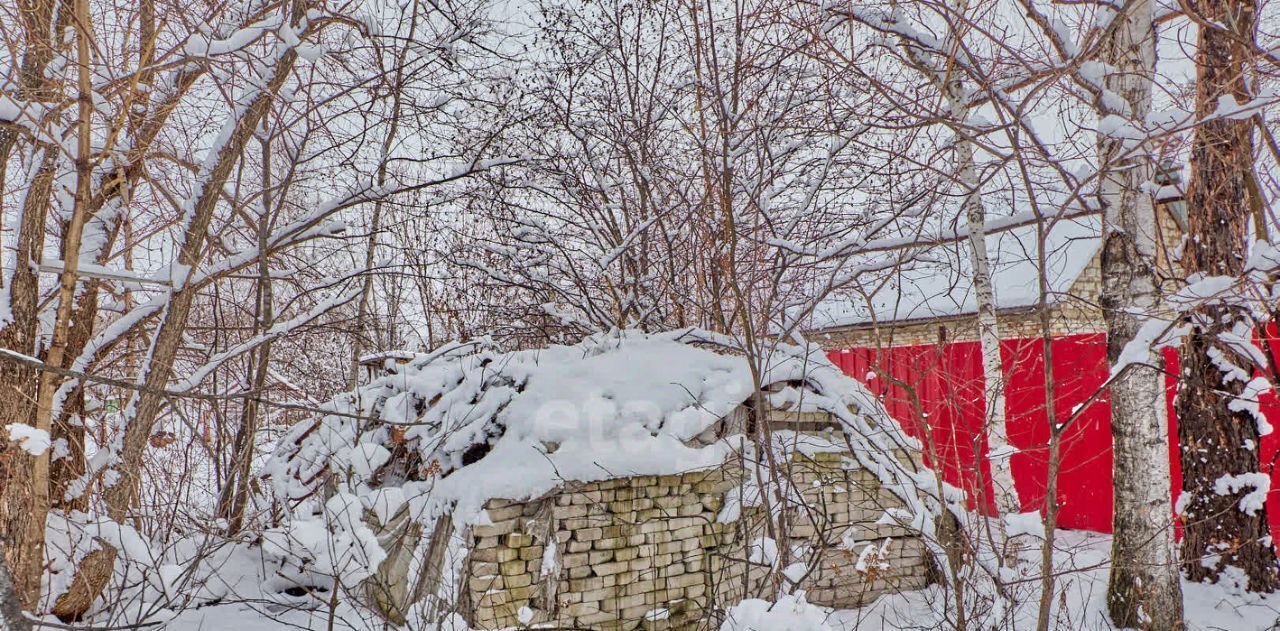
(462, 432, 932, 630)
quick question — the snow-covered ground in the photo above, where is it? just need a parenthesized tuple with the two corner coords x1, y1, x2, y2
(828, 531, 1280, 630)
(158, 531, 1280, 631)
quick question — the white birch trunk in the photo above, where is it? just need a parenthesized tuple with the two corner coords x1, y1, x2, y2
(1098, 0, 1184, 627)
(954, 111, 1019, 521)
(941, 0, 1021, 544)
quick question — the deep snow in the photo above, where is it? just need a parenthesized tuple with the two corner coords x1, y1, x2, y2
(157, 531, 1280, 631)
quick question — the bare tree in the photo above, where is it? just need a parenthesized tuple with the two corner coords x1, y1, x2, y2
(0, 0, 506, 621)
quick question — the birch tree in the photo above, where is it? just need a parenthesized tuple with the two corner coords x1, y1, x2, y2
(829, 3, 1030, 588)
(1096, 0, 1185, 626)
(939, 0, 1022, 556)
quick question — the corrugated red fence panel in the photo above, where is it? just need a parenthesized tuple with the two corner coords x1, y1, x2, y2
(828, 326, 1280, 535)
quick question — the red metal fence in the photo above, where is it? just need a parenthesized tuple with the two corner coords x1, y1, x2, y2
(827, 329, 1280, 534)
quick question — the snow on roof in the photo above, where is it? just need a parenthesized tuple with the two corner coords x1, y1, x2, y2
(265, 329, 946, 526)
(810, 215, 1102, 330)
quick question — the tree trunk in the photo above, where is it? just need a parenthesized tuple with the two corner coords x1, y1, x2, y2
(346, 6, 414, 389)
(938, 1, 1022, 581)
(49, 546, 114, 622)
(1177, 0, 1279, 592)
(216, 139, 276, 535)
(955, 98, 1020, 523)
(24, 0, 98, 614)
(0, 147, 58, 609)
(0, 544, 32, 631)
(1096, 0, 1186, 627)
(0, 0, 62, 608)
(101, 27, 300, 522)
(49, 273, 112, 514)
(50, 0, 160, 515)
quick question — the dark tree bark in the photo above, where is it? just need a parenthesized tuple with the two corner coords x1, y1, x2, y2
(215, 139, 276, 535)
(0, 543, 33, 631)
(0, 148, 56, 609)
(1177, 0, 1280, 591)
(0, 0, 62, 606)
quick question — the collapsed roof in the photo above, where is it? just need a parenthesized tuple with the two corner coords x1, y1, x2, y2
(264, 329, 944, 524)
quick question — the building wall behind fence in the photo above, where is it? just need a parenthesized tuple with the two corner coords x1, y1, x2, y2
(824, 329, 1280, 536)
(462, 428, 933, 630)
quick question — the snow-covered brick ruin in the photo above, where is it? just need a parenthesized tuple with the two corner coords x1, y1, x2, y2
(265, 330, 944, 629)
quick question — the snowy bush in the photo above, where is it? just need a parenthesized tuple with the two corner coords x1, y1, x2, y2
(720, 593, 834, 631)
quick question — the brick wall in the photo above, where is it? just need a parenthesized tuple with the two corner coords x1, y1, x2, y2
(462, 424, 932, 630)
(814, 302, 1102, 349)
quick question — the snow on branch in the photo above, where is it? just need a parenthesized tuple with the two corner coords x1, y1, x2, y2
(172, 285, 362, 392)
